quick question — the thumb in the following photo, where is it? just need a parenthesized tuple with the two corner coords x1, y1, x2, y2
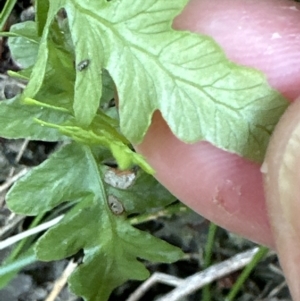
(263, 98, 300, 300)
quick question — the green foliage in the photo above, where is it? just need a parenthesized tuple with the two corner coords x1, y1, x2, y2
(7, 21, 40, 68)
(0, 0, 17, 31)
(0, 96, 70, 141)
(36, 200, 181, 301)
(12, 0, 287, 162)
(1, 0, 289, 300)
(7, 143, 181, 301)
(0, 252, 36, 289)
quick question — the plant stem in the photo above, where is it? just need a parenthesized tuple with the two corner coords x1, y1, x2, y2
(0, 0, 17, 31)
(226, 245, 269, 300)
(0, 214, 46, 289)
(202, 222, 218, 301)
(129, 203, 188, 225)
(0, 249, 36, 289)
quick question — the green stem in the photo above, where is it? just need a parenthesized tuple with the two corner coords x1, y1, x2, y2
(129, 203, 188, 225)
(7, 70, 29, 80)
(0, 252, 36, 277)
(0, 0, 17, 31)
(24, 97, 70, 113)
(226, 246, 269, 300)
(202, 222, 218, 301)
(0, 214, 45, 288)
(0, 248, 36, 289)
(4, 213, 45, 262)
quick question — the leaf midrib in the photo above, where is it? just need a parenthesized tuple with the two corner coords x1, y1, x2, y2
(74, 2, 261, 118)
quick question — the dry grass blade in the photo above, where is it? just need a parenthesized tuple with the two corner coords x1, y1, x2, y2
(0, 215, 64, 250)
(0, 139, 30, 207)
(7, 139, 29, 178)
(0, 168, 29, 194)
(156, 247, 259, 301)
(0, 212, 24, 238)
(45, 259, 78, 301)
(126, 272, 185, 301)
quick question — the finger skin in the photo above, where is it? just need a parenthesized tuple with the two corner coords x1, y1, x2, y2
(173, 0, 300, 100)
(136, 0, 300, 247)
(264, 98, 300, 300)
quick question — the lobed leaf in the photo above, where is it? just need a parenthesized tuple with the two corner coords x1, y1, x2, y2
(0, 96, 70, 141)
(21, 0, 288, 161)
(69, 13, 103, 126)
(7, 144, 183, 301)
(7, 21, 40, 68)
(62, 0, 288, 162)
(7, 143, 100, 215)
(36, 196, 182, 301)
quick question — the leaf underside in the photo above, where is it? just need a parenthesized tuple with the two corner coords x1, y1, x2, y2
(7, 143, 182, 301)
(4, 0, 288, 162)
(26, 0, 288, 162)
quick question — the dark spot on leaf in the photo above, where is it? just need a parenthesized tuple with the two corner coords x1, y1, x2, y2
(108, 195, 124, 215)
(77, 59, 90, 71)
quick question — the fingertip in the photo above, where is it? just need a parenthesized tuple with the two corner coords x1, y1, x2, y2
(137, 112, 274, 247)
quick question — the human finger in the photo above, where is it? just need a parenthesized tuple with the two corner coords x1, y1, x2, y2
(136, 0, 300, 247)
